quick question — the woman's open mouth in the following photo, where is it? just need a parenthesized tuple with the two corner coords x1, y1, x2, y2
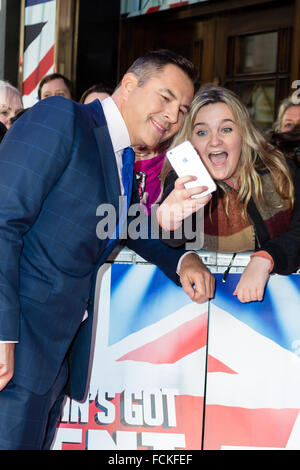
(208, 151, 228, 167)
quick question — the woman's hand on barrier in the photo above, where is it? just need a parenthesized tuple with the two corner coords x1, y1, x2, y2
(179, 252, 215, 303)
(233, 256, 272, 303)
(0, 343, 15, 391)
(156, 176, 212, 231)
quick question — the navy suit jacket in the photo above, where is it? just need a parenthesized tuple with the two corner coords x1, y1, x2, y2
(0, 97, 187, 400)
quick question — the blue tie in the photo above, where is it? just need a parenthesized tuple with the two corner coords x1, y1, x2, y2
(107, 146, 135, 245)
(121, 146, 135, 202)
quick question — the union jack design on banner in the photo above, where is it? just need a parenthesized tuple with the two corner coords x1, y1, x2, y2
(54, 264, 300, 450)
(121, 0, 208, 17)
(55, 263, 209, 450)
(21, 0, 56, 107)
(205, 273, 300, 450)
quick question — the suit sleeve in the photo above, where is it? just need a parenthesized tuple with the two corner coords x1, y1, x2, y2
(0, 97, 76, 341)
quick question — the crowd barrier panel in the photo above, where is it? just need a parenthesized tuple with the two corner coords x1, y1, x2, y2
(53, 247, 300, 450)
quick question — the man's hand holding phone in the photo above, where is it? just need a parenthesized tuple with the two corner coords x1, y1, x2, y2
(157, 141, 216, 231)
(157, 175, 212, 231)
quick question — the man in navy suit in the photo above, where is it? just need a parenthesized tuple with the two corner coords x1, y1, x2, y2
(0, 50, 214, 449)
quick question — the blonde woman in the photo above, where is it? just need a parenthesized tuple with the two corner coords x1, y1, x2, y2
(157, 84, 300, 303)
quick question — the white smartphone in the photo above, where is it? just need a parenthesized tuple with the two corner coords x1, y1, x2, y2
(166, 140, 216, 197)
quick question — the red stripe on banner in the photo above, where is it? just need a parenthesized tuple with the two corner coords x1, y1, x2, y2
(170, 1, 189, 7)
(117, 313, 208, 364)
(145, 6, 161, 14)
(203, 405, 300, 449)
(207, 355, 237, 374)
(22, 45, 54, 96)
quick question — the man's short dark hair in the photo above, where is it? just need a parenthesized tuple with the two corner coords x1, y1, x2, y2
(126, 49, 198, 87)
(38, 73, 73, 100)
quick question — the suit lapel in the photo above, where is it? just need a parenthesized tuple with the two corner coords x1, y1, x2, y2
(90, 101, 121, 215)
(90, 102, 126, 254)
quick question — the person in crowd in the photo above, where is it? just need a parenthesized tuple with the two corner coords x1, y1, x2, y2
(0, 121, 7, 142)
(269, 124, 300, 167)
(273, 95, 300, 132)
(0, 80, 23, 129)
(270, 95, 300, 167)
(38, 73, 73, 100)
(79, 82, 113, 104)
(0, 49, 211, 450)
(156, 84, 300, 304)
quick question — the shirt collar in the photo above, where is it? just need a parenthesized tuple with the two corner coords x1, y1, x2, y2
(101, 96, 131, 154)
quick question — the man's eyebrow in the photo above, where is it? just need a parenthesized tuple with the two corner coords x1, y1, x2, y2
(159, 88, 190, 112)
(160, 87, 176, 99)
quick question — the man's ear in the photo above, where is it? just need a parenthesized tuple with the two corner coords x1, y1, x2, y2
(120, 73, 139, 100)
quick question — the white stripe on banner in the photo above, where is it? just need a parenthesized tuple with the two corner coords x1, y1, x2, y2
(22, 0, 56, 107)
(22, 65, 55, 108)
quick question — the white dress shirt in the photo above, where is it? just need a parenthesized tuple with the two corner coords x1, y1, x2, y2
(101, 96, 131, 194)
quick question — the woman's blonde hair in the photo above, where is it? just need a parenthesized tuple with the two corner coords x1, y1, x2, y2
(163, 84, 294, 216)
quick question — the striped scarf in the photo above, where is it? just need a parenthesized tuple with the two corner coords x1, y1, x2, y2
(202, 172, 291, 253)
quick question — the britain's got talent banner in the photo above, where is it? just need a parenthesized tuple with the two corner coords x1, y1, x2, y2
(53, 253, 300, 450)
(20, 0, 57, 107)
